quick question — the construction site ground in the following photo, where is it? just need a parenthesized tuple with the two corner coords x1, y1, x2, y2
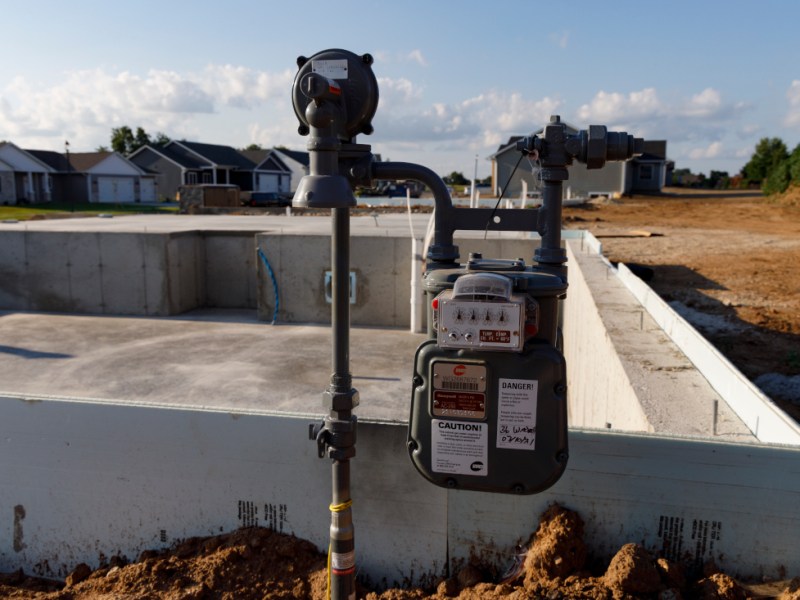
(2, 187, 800, 599)
(562, 187, 800, 423)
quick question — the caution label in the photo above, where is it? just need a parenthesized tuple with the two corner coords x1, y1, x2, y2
(431, 419, 488, 476)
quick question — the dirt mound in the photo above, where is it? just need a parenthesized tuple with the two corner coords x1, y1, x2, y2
(1, 505, 795, 599)
(1, 527, 328, 599)
(771, 184, 800, 206)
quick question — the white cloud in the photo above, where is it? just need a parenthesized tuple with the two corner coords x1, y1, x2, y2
(573, 86, 750, 146)
(683, 88, 722, 117)
(0, 65, 294, 151)
(785, 80, 800, 128)
(688, 141, 723, 159)
(377, 77, 423, 108)
(200, 65, 293, 109)
(576, 88, 663, 125)
(373, 89, 561, 151)
(406, 50, 428, 67)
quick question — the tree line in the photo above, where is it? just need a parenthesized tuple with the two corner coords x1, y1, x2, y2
(740, 137, 800, 195)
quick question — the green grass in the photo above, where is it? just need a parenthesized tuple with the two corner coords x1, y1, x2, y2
(0, 202, 178, 221)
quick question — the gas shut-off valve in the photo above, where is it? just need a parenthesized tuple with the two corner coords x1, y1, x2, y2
(408, 117, 642, 495)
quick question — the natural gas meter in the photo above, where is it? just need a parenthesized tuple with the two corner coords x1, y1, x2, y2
(408, 255, 569, 495)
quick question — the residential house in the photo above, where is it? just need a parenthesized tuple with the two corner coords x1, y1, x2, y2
(0, 142, 54, 204)
(28, 150, 157, 203)
(490, 124, 668, 198)
(129, 140, 264, 200)
(270, 148, 309, 193)
(238, 149, 292, 194)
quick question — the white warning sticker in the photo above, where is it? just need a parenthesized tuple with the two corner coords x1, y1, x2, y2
(431, 419, 488, 476)
(330, 549, 355, 571)
(312, 59, 349, 79)
(497, 378, 538, 450)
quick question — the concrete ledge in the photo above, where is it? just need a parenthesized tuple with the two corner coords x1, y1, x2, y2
(616, 261, 800, 445)
(563, 238, 754, 440)
(2, 395, 798, 585)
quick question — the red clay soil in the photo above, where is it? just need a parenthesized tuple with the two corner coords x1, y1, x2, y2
(2, 505, 797, 599)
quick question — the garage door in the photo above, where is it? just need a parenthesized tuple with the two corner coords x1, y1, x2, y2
(97, 177, 135, 203)
(256, 174, 279, 193)
(140, 179, 156, 202)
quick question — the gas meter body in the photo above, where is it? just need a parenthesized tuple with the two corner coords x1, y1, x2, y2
(408, 255, 568, 494)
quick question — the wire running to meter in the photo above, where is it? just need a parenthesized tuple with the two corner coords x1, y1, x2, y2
(483, 152, 525, 239)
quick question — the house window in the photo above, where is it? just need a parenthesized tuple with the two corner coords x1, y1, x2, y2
(203, 172, 213, 184)
(186, 172, 198, 185)
(639, 165, 653, 180)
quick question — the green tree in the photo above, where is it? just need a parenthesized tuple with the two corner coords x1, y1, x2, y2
(134, 127, 151, 150)
(443, 171, 469, 185)
(788, 143, 800, 183)
(763, 161, 790, 195)
(153, 132, 171, 146)
(242, 143, 264, 151)
(110, 126, 169, 154)
(111, 126, 134, 154)
(741, 137, 789, 185)
(708, 170, 730, 189)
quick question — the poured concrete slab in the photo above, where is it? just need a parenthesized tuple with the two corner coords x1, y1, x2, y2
(0, 309, 424, 421)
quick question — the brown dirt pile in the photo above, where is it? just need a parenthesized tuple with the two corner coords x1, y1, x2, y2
(771, 184, 800, 207)
(4, 505, 795, 599)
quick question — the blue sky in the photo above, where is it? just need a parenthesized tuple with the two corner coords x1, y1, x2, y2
(2, 0, 799, 180)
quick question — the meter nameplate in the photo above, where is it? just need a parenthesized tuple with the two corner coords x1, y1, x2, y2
(497, 378, 538, 450)
(432, 362, 486, 419)
(312, 59, 349, 79)
(431, 419, 488, 476)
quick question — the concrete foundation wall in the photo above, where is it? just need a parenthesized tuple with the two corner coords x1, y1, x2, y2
(563, 240, 651, 432)
(2, 394, 798, 586)
(204, 233, 257, 308)
(0, 230, 257, 316)
(256, 234, 536, 327)
(0, 228, 535, 326)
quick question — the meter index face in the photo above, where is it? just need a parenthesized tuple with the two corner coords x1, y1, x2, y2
(437, 296, 524, 352)
(431, 362, 487, 419)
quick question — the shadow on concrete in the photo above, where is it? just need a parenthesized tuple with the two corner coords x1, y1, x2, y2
(641, 264, 800, 422)
(0, 345, 73, 360)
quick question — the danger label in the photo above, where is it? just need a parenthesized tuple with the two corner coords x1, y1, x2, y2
(431, 419, 488, 476)
(497, 378, 538, 450)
